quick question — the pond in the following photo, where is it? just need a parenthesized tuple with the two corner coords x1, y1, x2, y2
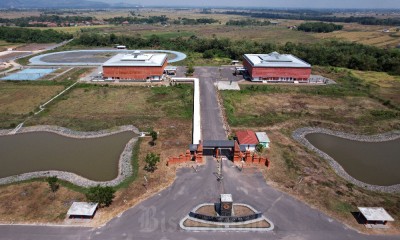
(305, 133, 400, 186)
(0, 131, 136, 181)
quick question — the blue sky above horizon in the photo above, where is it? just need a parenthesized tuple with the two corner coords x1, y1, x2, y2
(102, 0, 400, 9)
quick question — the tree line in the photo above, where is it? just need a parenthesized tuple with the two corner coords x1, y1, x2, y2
(105, 15, 169, 25)
(105, 16, 218, 25)
(73, 33, 400, 74)
(226, 19, 271, 26)
(0, 15, 94, 27)
(172, 18, 218, 25)
(0, 27, 72, 43)
(297, 22, 343, 33)
(222, 11, 400, 26)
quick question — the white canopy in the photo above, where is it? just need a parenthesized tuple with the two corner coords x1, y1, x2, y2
(67, 202, 98, 216)
(358, 207, 394, 222)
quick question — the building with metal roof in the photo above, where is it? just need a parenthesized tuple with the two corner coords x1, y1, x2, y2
(102, 51, 168, 80)
(67, 202, 98, 219)
(255, 132, 270, 148)
(243, 52, 311, 82)
(236, 130, 259, 151)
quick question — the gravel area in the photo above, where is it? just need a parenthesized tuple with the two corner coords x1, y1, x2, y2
(0, 125, 140, 187)
(293, 127, 400, 193)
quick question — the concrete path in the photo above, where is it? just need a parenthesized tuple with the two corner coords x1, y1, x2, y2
(194, 67, 227, 140)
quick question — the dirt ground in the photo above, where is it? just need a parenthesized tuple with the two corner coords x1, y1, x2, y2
(0, 181, 85, 223)
(15, 43, 58, 51)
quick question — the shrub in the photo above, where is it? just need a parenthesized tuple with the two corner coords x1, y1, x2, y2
(144, 153, 160, 172)
(86, 185, 115, 207)
(47, 176, 59, 193)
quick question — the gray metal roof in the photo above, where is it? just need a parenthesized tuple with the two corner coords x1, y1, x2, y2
(256, 132, 270, 143)
(189, 144, 198, 152)
(103, 53, 167, 67)
(244, 52, 311, 68)
(203, 140, 235, 148)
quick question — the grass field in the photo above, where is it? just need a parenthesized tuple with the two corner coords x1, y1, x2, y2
(0, 82, 193, 224)
(31, 25, 113, 35)
(0, 82, 64, 128)
(26, 84, 193, 131)
(0, 40, 23, 52)
(141, 30, 195, 39)
(352, 70, 400, 107)
(221, 67, 400, 233)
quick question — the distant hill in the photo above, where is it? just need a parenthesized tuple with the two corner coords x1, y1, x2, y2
(0, 0, 112, 9)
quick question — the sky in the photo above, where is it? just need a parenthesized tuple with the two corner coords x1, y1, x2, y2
(103, 0, 400, 9)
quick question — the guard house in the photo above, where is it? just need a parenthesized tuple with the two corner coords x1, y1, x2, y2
(243, 52, 311, 83)
(67, 202, 98, 219)
(220, 194, 233, 216)
(236, 130, 259, 151)
(256, 132, 270, 148)
(102, 51, 168, 81)
(231, 60, 240, 65)
(357, 207, 395, 227)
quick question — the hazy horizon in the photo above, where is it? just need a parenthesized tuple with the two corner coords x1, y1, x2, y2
(101, 0, 400, 9)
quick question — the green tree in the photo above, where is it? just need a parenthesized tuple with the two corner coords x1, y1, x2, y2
(203, 49, 214, 59)
(47, 176, 59, 193)
(144, 153, 160, 172)
(47, 176, 59, 199)
(186, 65, 195, 76)
(256, 143, 265, 153)
(86, 185, 115, 207)
(150, 130, 158, 146)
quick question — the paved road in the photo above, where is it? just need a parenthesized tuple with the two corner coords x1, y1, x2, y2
(2, 158, 397, 240)
(60, 159, 400, 240)
(194, 67, 227, 140)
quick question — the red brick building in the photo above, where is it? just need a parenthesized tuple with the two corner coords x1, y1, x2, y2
(102, 51, 168, 80)
(243, 52, 311, 83)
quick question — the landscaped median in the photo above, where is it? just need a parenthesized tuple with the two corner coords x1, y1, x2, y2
(180, 203, 274, 231)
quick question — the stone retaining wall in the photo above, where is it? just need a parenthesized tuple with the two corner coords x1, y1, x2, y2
(0, 125, 140, 187)
(292, 127, 400, 193)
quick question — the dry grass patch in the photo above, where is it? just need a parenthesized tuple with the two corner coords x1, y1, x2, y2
(27, 84, 193, 131)
(0, 83, 63, 114)
(352, 70, 400, 107)
(259, 129, 400, 235)
(0, 181, 85, 223)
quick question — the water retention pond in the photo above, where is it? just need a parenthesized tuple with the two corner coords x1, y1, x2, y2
(0, 131, 136, 181)
(305, 133, 400, 186)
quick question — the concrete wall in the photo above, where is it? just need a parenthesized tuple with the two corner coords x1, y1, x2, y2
(103, 60, 167, 80)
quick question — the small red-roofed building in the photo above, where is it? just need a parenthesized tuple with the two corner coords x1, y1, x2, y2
(236, 130, 259, 151)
